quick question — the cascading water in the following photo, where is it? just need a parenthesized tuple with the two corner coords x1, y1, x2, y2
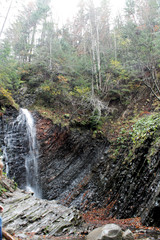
(3, 108, 41, 198)
(22, 108, 41, 197)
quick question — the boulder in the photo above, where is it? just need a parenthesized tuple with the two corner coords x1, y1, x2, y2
(86, 224, 123, 240)
(122, 229, 134, 240)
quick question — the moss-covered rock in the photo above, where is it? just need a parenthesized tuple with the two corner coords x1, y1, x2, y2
(0, 86, 19, 111)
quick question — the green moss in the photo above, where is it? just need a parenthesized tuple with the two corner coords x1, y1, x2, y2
(64, 113, 70, 119)
(32, 105, 70, 127)
(131, 113, 160, 146)
(0, 86, 19, 110)
(0, 184, 7, 196)
(109, 113, 160, 163)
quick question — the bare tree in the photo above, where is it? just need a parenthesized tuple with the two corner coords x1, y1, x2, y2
(0, 0, 13, 38)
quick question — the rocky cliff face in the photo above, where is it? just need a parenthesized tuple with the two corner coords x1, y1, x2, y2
(34, 113, 160, 228)
(1, 108, 160, 229)
(2, 107, 29, 189)
(90, 142, 160, 227)
(34, 112, 109, 210)
(33, 112, 160, 227)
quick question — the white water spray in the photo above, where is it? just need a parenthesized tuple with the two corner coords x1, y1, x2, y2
(3, 108, 41, 198)
(21, 108, 41, 197)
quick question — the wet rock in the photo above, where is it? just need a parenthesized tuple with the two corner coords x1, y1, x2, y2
(34, 112, 109, 210)
(1, 108, 160, 228)
(123, 229, 134, 240)
(141, 188, 160, 227)
(1, 188, 81, 237)
(86, 224, 134, 240)
(1, 178, 15, 193)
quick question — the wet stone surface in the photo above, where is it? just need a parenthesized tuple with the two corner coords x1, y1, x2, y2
(1, 108, 160, 232)
(1, 188, 81, 237)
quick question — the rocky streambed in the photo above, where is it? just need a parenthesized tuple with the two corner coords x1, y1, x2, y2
(0, 177, 82, 239)
(0, 177, 160, 239)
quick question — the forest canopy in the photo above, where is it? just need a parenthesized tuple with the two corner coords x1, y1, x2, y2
(1, 0, 160, 112)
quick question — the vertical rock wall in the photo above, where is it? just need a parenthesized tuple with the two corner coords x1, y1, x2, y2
(1, 109, 160, 228)
(1, 107, 27, 189)
(34, 112, 109, 210)
(34, 113, 160, 227)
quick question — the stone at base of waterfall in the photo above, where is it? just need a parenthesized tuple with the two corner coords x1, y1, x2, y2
(122, 229, 134, 240)
(86, 224, 134, 240)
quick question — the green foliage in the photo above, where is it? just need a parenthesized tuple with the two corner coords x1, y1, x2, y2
(129, 113, 160, 162)
(1, 0, 160, 114)
(124, 0, 136, 17)
(42, 225, 50, 234)
(0, 41, 10, 58)
(131, 113, 160, 145)
(0, 41, 22, 90)
(70, 86, 90, 98)
(0, 86, 19, 110)
(109, 125, 130, 160)
(39, 81, 61, 104)
(89, 109, 102, 129)
(19, 62, 51, 90)
(14, 181, 18, 190)
(105, 60, 132, 102)
(0, 184, 7, 196)
(110, 60, 130, 82)
(110, 113, 160, 163)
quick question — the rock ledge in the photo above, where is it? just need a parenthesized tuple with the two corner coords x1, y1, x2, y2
(1, 188, 81, 237)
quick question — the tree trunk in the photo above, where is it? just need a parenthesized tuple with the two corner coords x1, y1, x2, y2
(28, 24, 37, 62)
(114, 30, 117, 61)
(0, 0, 13, 38)
(96, 23, 102, 90)
(49, 36, 52, 70)
(90, 14, 98, 91)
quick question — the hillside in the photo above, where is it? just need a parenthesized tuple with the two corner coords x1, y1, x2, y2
(1, 0, 160, 238)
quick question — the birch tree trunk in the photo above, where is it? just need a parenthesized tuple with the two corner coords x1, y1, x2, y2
(91, 30, 98, 90)
(89, 2, 99, 91)
(49, 36, 52, 70)
(0, 0, 13, 38)
(28, 24, 37, 62)
(96, 22, 102, 90)
(114, 30, 117, 61)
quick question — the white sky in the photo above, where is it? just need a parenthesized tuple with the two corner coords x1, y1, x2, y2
(0, 0, 126, 34)
(52, 0, 126, 25)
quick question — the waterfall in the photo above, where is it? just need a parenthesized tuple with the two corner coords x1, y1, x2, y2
(21, 108, 41, 197)
(3, 108, 41, 198)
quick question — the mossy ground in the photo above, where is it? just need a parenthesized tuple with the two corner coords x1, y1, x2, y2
(0, 86, 19, 111)
(32, 105, 70, 127)
(106, 96, 160, 164)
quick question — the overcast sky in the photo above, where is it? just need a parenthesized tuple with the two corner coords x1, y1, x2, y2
(0, 0, 126, 34)
(52, 0, 126, 24)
